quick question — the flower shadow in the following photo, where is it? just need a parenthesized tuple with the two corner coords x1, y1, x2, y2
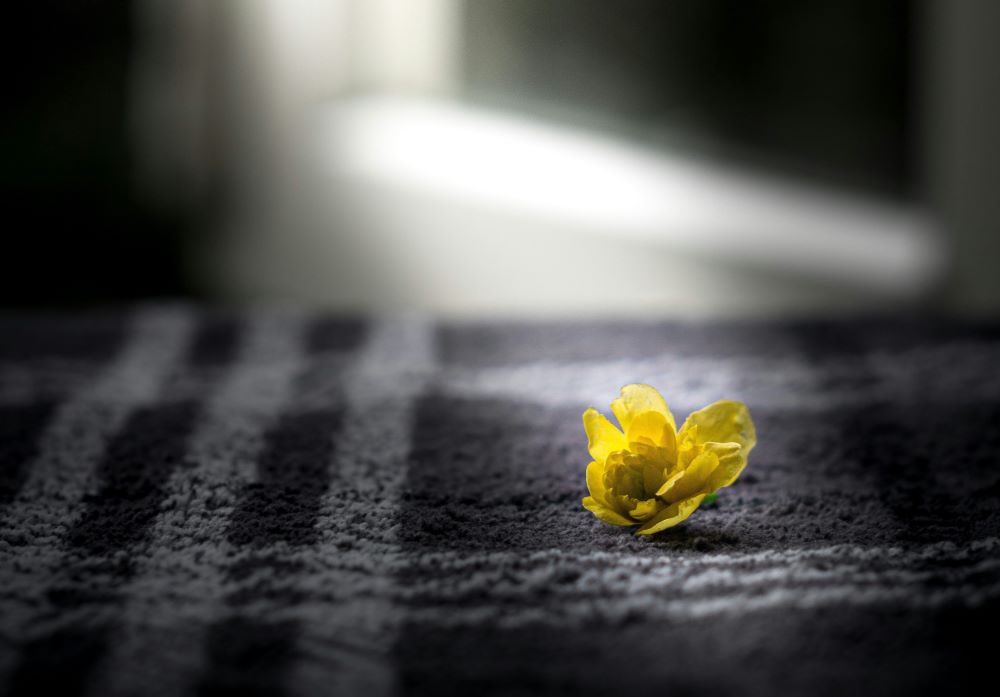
(642, 526, 743, 553)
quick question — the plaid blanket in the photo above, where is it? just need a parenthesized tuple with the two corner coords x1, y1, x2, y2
(1, 306, 998, 696)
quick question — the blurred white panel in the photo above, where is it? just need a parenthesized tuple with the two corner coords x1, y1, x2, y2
(348, 0, 462, 94)
(314, 96, 943, 293)
(216, 96, 946, 317)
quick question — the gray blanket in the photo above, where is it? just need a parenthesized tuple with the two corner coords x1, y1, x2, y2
(1, 306, 998, 696)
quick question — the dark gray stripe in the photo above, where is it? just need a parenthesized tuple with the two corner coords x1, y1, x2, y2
(227, 409, 343, 548)
(838, 398, 1000, 544)
(305, 316, 368, 355)
(0, 402, 56, 505)
(401, 395, 582, 553)
(184, 314, 242, 367)
(196, 618, 298, 697)
(4, 626, 110, 697)
(65, 400, 203, 562)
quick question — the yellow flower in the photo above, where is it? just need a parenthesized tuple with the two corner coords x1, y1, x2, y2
(582, 384, 756, 535)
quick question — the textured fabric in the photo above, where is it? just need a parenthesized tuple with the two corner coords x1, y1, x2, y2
(1, 306, 999, 696)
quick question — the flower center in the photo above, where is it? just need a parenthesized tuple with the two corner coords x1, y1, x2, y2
(604, 450, 665, 502)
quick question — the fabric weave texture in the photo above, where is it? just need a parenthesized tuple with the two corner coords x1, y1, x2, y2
(1, 306, 999, 696)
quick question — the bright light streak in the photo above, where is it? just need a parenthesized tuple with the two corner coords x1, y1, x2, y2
(315, 96, 944, 296)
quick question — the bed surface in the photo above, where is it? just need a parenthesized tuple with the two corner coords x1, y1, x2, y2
(1, 306, 998, 696)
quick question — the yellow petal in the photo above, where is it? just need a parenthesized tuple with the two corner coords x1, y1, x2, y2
(629, 498, 661, 522)
(585, 460, 607, 500)
(702, 441, 741, 459)
(703, 442, 747, 490)
(583, 408, 626, 462)
(655, 469, 685, 497)
(628, 440, 674, 470)
(611, 384, 676, 433)
(679, 400, 756, 456)
(583, 496, 634, 526)
(657, 451, 719, 503)
(636, 495, 706, 535)
(626, 410, 677, 453)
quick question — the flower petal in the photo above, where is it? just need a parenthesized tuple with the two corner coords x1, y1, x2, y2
(585, 460, 607, 501)
(636, 494, 706, 535)
(702, 441, 741, 459)
(583, 496, 634, 526)
(626, 410, 677, 453)
(656, 451, 719, 503)
(703, 442, 748, 490)
(611, 384, 676, 433)
(679, 400, 756, 456)
(583, 408, 626, 462)
(655, 469, 684, 497)
(629, 498, 661, 522)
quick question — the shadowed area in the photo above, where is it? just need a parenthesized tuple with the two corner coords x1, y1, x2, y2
(228, 409, 343, 548)
(0, 402, 56, 505)
(196, 618, 299, 697)
(5, 627, 111, 697)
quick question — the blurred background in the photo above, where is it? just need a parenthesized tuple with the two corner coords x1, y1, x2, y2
(3, 0, 998, 318)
